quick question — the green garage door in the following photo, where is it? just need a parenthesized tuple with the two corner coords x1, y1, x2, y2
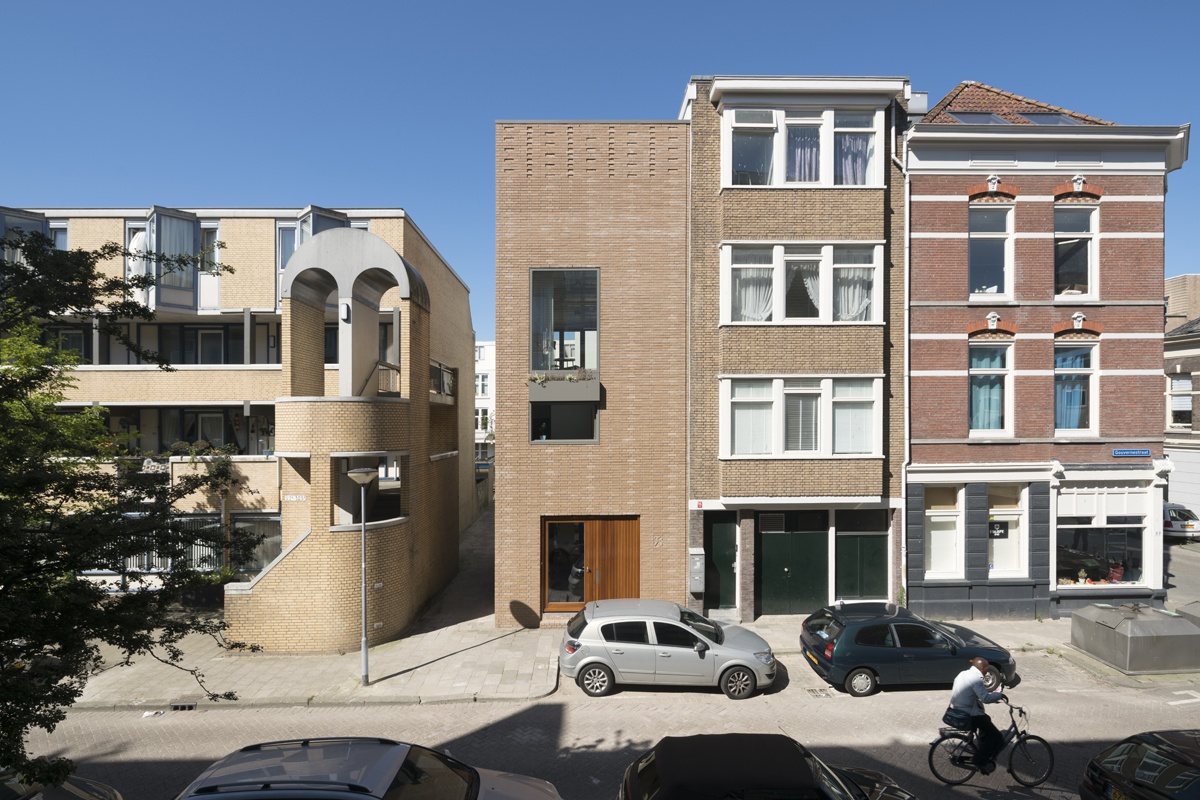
(835, 534, 888, 600)
(760, 511, 829, 615)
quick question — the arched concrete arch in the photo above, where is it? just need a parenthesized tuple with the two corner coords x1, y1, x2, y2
(281, 228, 429, 397)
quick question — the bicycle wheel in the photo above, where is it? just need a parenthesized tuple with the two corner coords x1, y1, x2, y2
(929, 734, 978, 785)
(1009, 734, 1054, 787)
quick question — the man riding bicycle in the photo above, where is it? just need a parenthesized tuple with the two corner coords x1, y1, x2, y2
(948, 657, 1006, 774)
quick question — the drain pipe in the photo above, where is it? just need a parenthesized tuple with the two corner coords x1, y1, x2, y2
(889, 99, 913, 608)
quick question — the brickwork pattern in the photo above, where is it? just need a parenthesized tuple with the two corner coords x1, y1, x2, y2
(216, 217, 277, 309)
(62, 367, 282, 404)
(68, 217, 124, 281)
(494, 122, 689, 626)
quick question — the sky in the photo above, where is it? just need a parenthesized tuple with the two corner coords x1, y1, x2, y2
(5, 0, 1199, 341)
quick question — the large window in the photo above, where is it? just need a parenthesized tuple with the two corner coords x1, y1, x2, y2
(1055, 343, 1096, 434)
(530, 269, 598, 372)
(725, 244, 880, 324)
(724, 377, 880, 458)
(531, 402, 597, 442)
(987, 484, 1026, 577)
(923, 486, 963, 579)
(1055, 207, 1097, 296)
(726, 107, 882, 187)
(969, 344, 1010, 433)
(968, 207, 1011, 296)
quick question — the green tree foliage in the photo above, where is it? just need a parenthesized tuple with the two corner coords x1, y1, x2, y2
(0, 230, 259, 783)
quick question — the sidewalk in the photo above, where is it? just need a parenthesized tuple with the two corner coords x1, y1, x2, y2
(71, 510, 1192, 711)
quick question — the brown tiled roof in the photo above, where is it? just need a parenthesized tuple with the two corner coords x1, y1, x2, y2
(923, 82, 1114, 126)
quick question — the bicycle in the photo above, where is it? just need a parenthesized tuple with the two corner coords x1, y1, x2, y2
(928, 696, 1055, 787)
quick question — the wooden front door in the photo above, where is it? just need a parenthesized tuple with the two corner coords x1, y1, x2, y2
(544, 517, 639, 611)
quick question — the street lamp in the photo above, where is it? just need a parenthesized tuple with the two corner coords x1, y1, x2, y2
(347, 467, 378, 686)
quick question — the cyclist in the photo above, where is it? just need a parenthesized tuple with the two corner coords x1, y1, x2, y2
(947, 656, 1006, 774)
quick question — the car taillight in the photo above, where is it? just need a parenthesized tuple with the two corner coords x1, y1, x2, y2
(564, 639, 581, 655)
(824, 643, 834, 660)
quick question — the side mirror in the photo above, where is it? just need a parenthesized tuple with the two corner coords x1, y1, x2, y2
(694, 640, 709, 653)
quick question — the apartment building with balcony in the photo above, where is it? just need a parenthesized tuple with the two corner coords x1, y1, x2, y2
(904, 83, 1189, 618)
(1, 205, 476, 651)
(495, 76, 914, 626)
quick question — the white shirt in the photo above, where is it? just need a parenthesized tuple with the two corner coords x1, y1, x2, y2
(950, 666, 1002, 714)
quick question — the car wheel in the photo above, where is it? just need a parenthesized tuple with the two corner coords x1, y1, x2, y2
(720, 666, 757, 699)
(844, 668, 878, 697)
(577, 663, 615, 697)
(982, 665, 1002, 691)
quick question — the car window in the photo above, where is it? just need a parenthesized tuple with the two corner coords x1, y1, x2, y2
(805, 611, 845, 642)
(653, 622, 699, 648)
(384, 745, 475, 800)
(854, 624, 894, 648)
(895, 623, 944, 649)
(567, 609, 588, 639)
(1172, 508, 1199, 522)
(678, 606, 723, 643)
(601, 621, 650, 644)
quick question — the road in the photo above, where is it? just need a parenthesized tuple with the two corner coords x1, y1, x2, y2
(1165, 537, 1200, 609)
(28, 648, 1200, 800)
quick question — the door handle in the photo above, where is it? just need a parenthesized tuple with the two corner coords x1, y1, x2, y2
(903, 654, 914, 660)
(611, 649, 624, 655)
(658, 652, 671, 657)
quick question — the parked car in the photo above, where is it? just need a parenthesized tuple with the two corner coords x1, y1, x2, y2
(1, 768, 122, 800)
(1080, 730, 1200, 800)
(1164, 503, 1200, 540)
(173, 736, 563, 799)
(559, 598, 775, 699)
(799, 601, 1017, 697)
(618, 733, 917, 800)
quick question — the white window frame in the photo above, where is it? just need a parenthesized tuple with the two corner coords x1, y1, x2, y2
(719, 376, 883, 459)
(721, 243, 882, 325)
(968, 205, 1013, 299)
(987, 484, 1028, 579)
(1054, 206, 1098, 299)
(48, 219, 68, 250)
(923, 486, 965, 580)
(1054, 342, 1098, 436)
(1168, 375, 1193, 428)
(722, 106, 884, 188)
(475, 373, 489, 397)
(475, 408, 490, 431)
(968, 343, 1013, 437)
(276, 221, 298, 309)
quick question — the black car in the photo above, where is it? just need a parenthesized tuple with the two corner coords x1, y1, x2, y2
(1080, 730, 1200, 800)
(799, 601, 1017, 697)
(618, 733, 916, 800)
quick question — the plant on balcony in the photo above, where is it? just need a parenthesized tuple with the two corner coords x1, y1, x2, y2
(528, 372, 548, 386)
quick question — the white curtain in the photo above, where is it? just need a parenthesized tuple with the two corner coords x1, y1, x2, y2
(157, 215, 195, 288)
(786, 126, 820, 182)
(834, 267, 873, 321)
(785, 262, 820, 318)
(832, 380, 873, 454)
(198, 414, 225, 446)
(732, 268, 773, 322)
(835, 132, 874, 185)
(731, 381, 772, 454)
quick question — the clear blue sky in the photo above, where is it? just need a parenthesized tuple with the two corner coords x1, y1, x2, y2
(6, 0, 1198, 341)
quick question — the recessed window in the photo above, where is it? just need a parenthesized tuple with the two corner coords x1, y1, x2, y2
(988, 484, 1026, 578)
(724, 377, 880, 458)
(726, 107, 882, 187)
(531, 402, 597, 442)
(531, 270, 598, 372)
(1170, 376, 1193, 427)
(1055, 343, 1096, 433)
(1055, 207, 1097, 296)
(923, 486, 963, 579)
(968, 207, 1011, 296)
(969, 344, 1010, 433)
(725, 244, 880, 324)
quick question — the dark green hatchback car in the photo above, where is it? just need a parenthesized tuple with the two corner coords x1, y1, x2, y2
(799, 601, 1017, 697)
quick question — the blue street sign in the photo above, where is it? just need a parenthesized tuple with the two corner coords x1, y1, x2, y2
(1112, 448, 1151, 457)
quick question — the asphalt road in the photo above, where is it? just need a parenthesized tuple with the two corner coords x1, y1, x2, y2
(25, 535, 1200, 800)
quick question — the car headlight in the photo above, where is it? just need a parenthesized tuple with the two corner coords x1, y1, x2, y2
(755, 650, 775, 666)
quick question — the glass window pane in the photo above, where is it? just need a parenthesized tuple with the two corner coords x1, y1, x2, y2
(833, 400, 872, 454)
(969, 239, 1006, 293)
(989, 485, 1022, 509)
(530, 269, 598, 371)
(833, 246, 874, 264)
(1056, 346, 1092, 369)
(731, 246, 773, 265)
(732, 379, 772, 399)
(1055, 236, 1090, 293)
(833, 267, 873, 321)
(970, 347, 1006, 369)
(1055, 375, 1090, 428)
(834, 132, 874, 185)
(785, 125, 820, 182)
(925, 518, 959, 573)
(989, 515, 1022, 572)
(970, 375, 1004, 430)
(732, 402, 772, 454)
(1055, 208, 1093, 233)
(734, 109, 774, 124)
(925, 486, 959, 511)
(732, 268, 773, 322)
(969, 208, 1008, 233)
(785, 394, 819, 451)
(785, 262, 819, 318)
(733, 131, 773, 185)
(835, 111, 874, 128)
(277, 226, 295, 269)
(833, 379, 872, 397)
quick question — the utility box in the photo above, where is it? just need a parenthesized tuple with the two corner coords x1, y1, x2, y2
(688, 547, 705, 594)
(1071, 603, 1200, 674)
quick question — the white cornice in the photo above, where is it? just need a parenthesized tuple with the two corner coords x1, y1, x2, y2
(710, 76, 909, 104)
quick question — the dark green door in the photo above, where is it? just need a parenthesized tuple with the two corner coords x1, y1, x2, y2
(835, 534, 888, 599)
(704, 512, 738, 609)
(761, 530, 828, 614)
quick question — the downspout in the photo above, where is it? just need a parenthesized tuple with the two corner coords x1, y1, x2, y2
(891, 100, 913, 607)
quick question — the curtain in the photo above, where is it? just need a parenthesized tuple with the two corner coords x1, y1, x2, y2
(834, 132, 874, 185)
(157, 215, 196, 288)
(1055, 378, 1088, 429)
(786, 126, 820, 182)
(970, 376, 1004, 429)
(732, 268, 773, 322)
(199, 414, 225, 446)
(785, 262, 820, 318)
(530, 275, 554, 370)
(833, 267, 873, 321)
(731, 381, 772, 454)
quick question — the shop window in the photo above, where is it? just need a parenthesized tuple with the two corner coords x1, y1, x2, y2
(923, 486, 963, 579)
(987, 484, 1026, 578)
(1057, 514, 1144, 586)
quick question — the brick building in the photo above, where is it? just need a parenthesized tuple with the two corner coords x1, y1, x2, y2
(904, 84, 1189, 617)
(495, 76, 915, 626)
(1, 205, 476, 652)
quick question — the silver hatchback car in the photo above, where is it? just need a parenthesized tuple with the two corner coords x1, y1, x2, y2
(559, 599, 776, 699)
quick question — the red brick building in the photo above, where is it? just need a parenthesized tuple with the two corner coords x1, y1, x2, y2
(904, 83, 1189, 618)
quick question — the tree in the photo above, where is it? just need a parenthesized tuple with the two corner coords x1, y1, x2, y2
(0, 230, 258, 783)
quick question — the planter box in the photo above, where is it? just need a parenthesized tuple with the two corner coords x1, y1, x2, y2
(528, 378, 600, 402)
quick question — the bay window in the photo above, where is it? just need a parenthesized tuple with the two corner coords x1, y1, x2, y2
(725, 107, 883, 187)
(724, 376, 881, 458)
(724, 243, 880, 324)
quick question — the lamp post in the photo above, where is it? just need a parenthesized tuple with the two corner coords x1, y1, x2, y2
(347, 467, 378, 686)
